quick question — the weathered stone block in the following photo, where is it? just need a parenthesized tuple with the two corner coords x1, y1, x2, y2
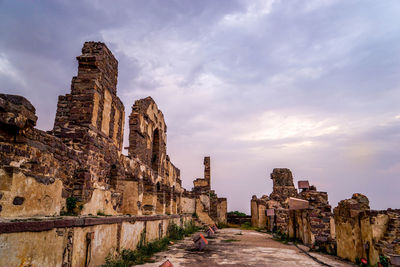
(289, 197, 309, 210)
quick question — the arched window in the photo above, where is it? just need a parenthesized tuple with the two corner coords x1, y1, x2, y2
(152, 128, 160, 172)
(156, 182, 161, 192)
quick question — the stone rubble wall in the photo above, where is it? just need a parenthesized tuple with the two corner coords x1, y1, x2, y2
(295, 190, 335, 251)
(250, 167, 400, 265)
(251, 169, 334, 251)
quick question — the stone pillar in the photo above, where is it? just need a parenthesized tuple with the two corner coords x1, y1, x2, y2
(204, 156, 210, 187)
(172, 192, 177, 214)
(142, 183, 156, 215)
(165, 188, 172, 214)
(251, 195, 259, 227)
(217, 198, 228, 224)
(258, 202, 267, 228)
(269, 168, 298, 205)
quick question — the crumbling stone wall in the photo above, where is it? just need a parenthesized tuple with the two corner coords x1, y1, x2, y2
(128, 97, 166, 175)
(0, 42, 225, 223)
(0, 41, 227, 266)
(290, 189, 335, 253)
(0, 94, 83, 217)
(210, 194, 227, 224)
(250, 167, 400, 264)
(334, 193, 400, 265)
(251, 168, 298, 232)
(251, 168, 334, 252)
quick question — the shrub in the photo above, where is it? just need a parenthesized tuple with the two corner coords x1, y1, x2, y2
(228, 211, 247, 217)
(240, 222, 253, 229)
(61, 197, 78, 216)
(217, 222, 228, 229)
(379, 255, 389, 267)
(168, 224, 185, 240)
(66, 197, 77, 213)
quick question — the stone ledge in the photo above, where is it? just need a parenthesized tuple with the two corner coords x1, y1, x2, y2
(0, 214, 192, 234)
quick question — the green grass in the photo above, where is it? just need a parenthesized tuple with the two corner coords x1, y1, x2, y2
(105, 239, 169, 267)
(272, 230, 299, 245)
(239, 221, 263, 231)
(217, 222, 229, 229)
(96, 210, 111, 216)
(104, 222, 199, 266)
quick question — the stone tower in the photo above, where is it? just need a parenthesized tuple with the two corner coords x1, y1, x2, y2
(53, 41, 125, 151)
(269, 168, 298, 203)
(193, 156, 211, 192)
(204, 156, 211, 186)
(52, 42, 125, 201)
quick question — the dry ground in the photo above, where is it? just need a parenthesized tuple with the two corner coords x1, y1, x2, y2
(141, 228, 354, 267)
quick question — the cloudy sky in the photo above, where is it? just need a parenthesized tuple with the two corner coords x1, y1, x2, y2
(1, 0, 400, 213)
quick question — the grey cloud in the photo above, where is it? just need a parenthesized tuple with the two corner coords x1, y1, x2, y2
(1, 0, 400, 213)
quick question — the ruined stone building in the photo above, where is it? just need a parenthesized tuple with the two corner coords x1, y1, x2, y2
(0, 42, 226, 266)
(251, 168, 400, 265)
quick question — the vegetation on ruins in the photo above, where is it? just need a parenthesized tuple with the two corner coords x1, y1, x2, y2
(272, 230, 295, 245)
(60, 197, 78, 216)
(66, 197, 77, 212)
(97, 210, 111, 216)
(216, 222, 229, 229)
(104, 222, 199, 266)
(379, 255, 389, 267)
(240, 221, 263, 231)
(228, 211, 247, 217)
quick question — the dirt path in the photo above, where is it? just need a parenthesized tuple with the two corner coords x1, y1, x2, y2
(141, 228, 354, 267)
